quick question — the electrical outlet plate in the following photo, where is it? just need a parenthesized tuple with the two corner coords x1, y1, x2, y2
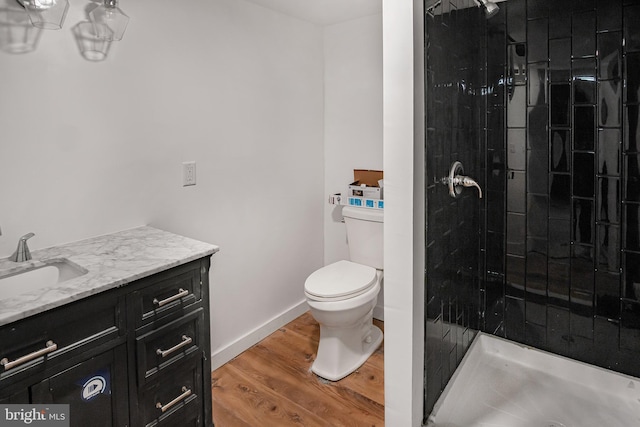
(182, 161, 196, 186)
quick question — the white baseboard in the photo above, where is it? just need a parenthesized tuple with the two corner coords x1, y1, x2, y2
(211, 300, 309, 371)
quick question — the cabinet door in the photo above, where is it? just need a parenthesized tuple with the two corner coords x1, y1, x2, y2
(31, 345, 129, 427)
(0, 389, 29, 404)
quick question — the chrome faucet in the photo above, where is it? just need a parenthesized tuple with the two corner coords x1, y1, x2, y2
(10, 232, 35, 262)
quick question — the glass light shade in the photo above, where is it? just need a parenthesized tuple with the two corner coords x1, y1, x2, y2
(0, 6, 42, 53)
(21, 0, 69, 30)
(89, 0, 129, 41)
(73, 21, 111, 61)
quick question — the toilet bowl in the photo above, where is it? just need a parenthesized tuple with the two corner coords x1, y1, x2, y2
(305, 259, 383, 381)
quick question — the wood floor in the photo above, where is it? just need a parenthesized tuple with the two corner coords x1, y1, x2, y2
(211, 312, 384, 427)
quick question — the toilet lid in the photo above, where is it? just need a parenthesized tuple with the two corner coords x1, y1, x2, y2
(304, 260, 377, 300)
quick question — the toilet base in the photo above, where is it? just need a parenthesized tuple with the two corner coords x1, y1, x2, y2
(311, 323, 383, 382)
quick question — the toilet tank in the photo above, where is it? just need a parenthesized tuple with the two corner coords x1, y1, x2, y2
(342, 206, 383, 269)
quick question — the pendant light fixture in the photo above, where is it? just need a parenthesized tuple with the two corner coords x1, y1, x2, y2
(0, 4, 42, 53)
(18, 0, 69, 30)
(89, 0, 129, 41)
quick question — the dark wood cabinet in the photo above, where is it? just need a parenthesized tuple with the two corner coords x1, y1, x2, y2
(0, 389, 28, 404)
(0, 256, 213, 427)
(137, 359, 203, 427)
(130, 259, 213, 427)
(31, 345, 129, 427)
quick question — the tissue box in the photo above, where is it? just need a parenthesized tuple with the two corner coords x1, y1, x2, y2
(347, 197, 384, 209)
(348, 169, 383, 200)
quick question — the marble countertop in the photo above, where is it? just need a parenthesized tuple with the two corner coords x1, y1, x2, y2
(0, 226, 219, 327)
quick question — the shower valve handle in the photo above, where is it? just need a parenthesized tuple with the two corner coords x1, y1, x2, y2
(455, 175, 483, 199)
(442, 161, 483, 199)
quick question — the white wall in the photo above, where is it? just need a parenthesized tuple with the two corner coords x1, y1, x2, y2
(323, 13, 383, 265)
(382, 0, 425, 425)
(323, 13, 384, 318)
(0, 0, 325, 368)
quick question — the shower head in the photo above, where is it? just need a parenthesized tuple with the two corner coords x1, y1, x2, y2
(477, 0, 500, 18)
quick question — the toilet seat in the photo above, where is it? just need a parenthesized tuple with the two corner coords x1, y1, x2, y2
(304, 260, 377, 302)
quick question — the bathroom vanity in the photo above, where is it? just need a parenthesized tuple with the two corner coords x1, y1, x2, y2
(0, 227, 219, 427)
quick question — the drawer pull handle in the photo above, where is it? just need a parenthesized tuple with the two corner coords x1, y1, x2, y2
(1, 340, 57, 371)
(156, 386, 192, 413)
(156, 335, 193, 358)
(153, 288, 189, 307)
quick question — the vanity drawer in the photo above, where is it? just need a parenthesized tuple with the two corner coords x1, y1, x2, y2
(136, 309, 204, 385)
(131, 262, 202, 330)
(0, 293, 124, 385)
(139, 362, 203, 427)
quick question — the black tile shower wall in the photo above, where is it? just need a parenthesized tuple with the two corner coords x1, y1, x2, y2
(490, 0, 640, 378)
(424, 0, 487, 414)
(424, 0, 640, 419)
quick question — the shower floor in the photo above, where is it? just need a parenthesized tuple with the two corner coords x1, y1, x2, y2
(427, 333, 640, 427)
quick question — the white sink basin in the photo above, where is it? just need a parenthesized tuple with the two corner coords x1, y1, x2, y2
(0, 260, 87, 299)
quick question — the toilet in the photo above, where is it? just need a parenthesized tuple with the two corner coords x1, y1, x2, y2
(304, 206, 383, 381)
